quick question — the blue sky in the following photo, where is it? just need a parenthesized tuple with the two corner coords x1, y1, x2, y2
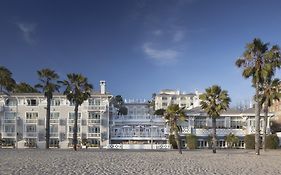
(1, 0, 281, 106)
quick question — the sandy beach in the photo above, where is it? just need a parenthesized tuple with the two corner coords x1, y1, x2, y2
(0, 149, 280, 175)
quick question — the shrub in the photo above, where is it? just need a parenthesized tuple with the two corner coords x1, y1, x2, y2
(225, 133, 239, 148)
(265, 134, 279, 149)
(186, 134, 197, 149)
(244, 134, 255, 149)
(169, 135, 178, 149)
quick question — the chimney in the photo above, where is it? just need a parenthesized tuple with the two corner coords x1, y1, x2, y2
(100, 80, 106, 94)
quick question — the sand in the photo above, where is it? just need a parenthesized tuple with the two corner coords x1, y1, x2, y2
(0, 149, 280, 175)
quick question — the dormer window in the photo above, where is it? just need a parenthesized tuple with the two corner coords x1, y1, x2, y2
(26, 99, 38, 106)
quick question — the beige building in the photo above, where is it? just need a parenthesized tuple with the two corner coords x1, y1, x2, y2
(154, 89, 201, 110)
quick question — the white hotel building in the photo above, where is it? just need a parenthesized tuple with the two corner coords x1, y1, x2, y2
(154, 89, 201, 110)
(0, 81, 112, 149)
(0, 82, 278, 149)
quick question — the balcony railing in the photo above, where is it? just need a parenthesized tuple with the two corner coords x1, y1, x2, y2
(2, 132, 16, 137)
(87, 105, 106, 111)
(67, 133, 81, 138)
(113, 115, 164, 122)
(50, 119, 59, 124)
(25, 119, 37, 124)
(50, 133, 59, 138)
(68, 119, 81, 124)
(3, 119, 16, 124)
(111, 132, 165, 138)
(193, 128, 245, 136)
(24, 132, 37, 138)
(87, 133, 100, 138)
(88, 119, 101, 124)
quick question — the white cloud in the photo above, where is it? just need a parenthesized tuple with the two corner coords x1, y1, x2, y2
(143, 43, 179, 64)
(16, 22, 37, 44)
(153, 29, 163, 36)
(173, 30, 185, 42)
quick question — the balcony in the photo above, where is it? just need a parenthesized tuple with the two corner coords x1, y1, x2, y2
(67, 133, 81, 138)
(88, 119, 101, 124)
(50, 119, 59, 124)
(111, 132, 166, 140)
(113, 115, 165, 123)
(25, 119, 37, 124)
(193, 128, 245, 136)
(50, 133, 59, 138)
(3, 119, 16, 124)
(24, 132, 37, 138)
(2, 132, 16, 138)
(87, 105, 106, 111)
(67, 119, 81, 124)
(87, 133, 101, 138)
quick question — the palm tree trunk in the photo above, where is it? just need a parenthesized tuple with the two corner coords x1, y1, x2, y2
(255, 82, 261, 155)
(45, 96, 51, 149)
(73, 104, 79, 151)
(262, 102, 269, 151)
(212, 118, 217, 154)
(174, 131, 182, 154)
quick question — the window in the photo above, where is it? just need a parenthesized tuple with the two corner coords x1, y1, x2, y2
(26, 125, 36, 132)
(89, 98, 101, 106)
(216, 118, 225, 128)
(4, 112, 16, 120)
(50, 112, 60, 119)
(26, 99, 38, 106)
(51, 99, 60, 106)
(50, 124, 58, 132)
(4, 125, 15, 132)
(69, 100, 75, 106)
(231, 117, 243, 129)
(95, 99, 101, 105)
(162, 96, 167, 100)
(68, 126, 80, 133)
(5, 98, 17, 106)
(180, 97, 186, 100)
(162, 103, 167, 107)
(69, 112, 81, 120)
(194, 117, 206, 128)
(88, 126, 100, 133)
(171, 96, 177, 100)
(89, 112, 100, 119)
(26, 112, 38, 119)
(180, 103, 186, 107)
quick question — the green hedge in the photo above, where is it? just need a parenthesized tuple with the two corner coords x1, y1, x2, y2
(186, 134, 197, 149)
(244, 134, 255, 149)
(265, 134, 279, 149)
(169, 135, 178, 149)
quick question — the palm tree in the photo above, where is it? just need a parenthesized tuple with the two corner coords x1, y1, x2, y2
(164, 104, 185, 154)
(261, 78, 281, 151)
(235, 38, 281, 155)
(0, 66, 16, 93)
(14, 82, 38, 93)
(199, 85, 231, 153)
(35, 69, 60, 149)
(61, 73, 93, 151)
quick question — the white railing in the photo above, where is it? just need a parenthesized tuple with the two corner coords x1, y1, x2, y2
(194, 128, 245, 136)
(24, 132, 37, 138)
(87, 133, 100, 137)
(25, 119, 37, 124)
(50, 119, 59, 124)
(2, 132, 16, 137)
(50, 133, 59, 137)
(181, 127, 191, 134)
(113, 115, 164, 121)
(3, 119, 16, 124)
(111, 133, 165, 138)
(107, 144, 171, 150)
(88, 105, 106, 111)
(68, 119, 81, 124)
(67, 133, 81, 138)
(88, 119, 101, 124)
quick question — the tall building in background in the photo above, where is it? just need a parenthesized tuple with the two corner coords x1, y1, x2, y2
(154, 89, 201, 110)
